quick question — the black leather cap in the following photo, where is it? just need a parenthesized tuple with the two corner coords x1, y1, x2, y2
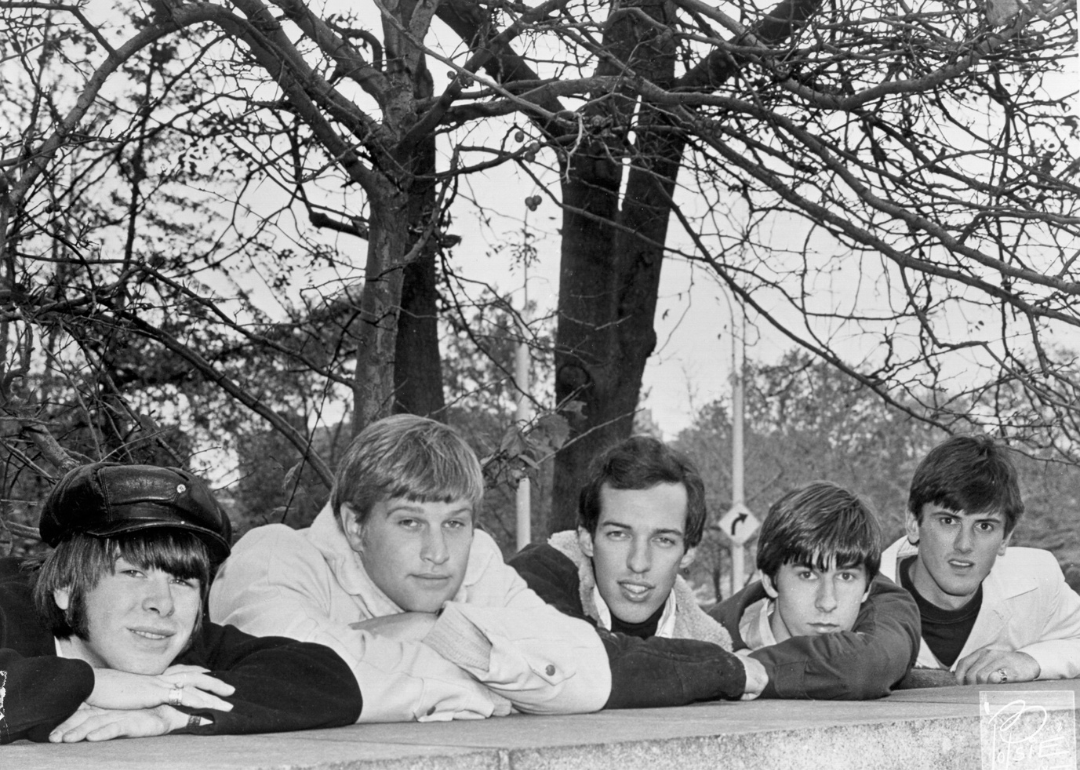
(39, 463, 232, 562)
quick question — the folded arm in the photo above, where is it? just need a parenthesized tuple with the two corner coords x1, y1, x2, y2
(0, 649, 94, 744)
(715, 575, 921, 700)
(1016, 557, 1080, 681)
(508, 542, 750, 708)
(208, 525, 505, 723)
(175, 621, 363, 733)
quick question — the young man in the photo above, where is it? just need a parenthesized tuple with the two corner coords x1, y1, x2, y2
(881, 434, 1080, 684)
(711, 481, 921, 699)
(210, 415, 610, 722)
(509, 436, 768, 707)
(0, 463, 361, 744)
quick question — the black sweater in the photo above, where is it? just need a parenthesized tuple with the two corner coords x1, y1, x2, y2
(0, 558, 362, 743)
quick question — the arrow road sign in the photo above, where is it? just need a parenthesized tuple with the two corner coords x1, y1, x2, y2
(718, 502, 760, 545)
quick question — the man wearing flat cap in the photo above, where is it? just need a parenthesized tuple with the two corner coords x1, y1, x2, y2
(0, 462, 362, 744)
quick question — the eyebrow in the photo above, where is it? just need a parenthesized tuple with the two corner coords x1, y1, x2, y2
(385, 503, 473, 516)
(599, 521, 685, 538)
(791, 560, 866, 571)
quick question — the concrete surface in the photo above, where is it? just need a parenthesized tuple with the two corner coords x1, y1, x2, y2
(7, 680, 1078, 769)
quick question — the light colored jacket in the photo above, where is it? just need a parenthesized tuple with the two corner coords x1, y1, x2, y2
(209, 505, 611, 722)
(545, 531, 732, 648)
(881, 537, 1080, 679)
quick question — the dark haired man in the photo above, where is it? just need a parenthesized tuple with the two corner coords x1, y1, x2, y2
(509, 435, 768, 707)
(711, 481, 920, 698)
(0, 463, 361, 744)
(881, 435, 1080, 684)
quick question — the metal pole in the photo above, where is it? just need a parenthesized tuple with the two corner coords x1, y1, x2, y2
(515, 288, 532, 551)
(731, 302, 746, 595)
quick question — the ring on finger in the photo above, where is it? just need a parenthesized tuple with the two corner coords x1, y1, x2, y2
(168, 684, 185, 707)
(996, 669, 1008, 683)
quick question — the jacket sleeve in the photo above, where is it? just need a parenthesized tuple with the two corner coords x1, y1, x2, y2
(0, 649, 95, 744)
(0, 579, 97, 744)
(422, 536, 611, 715)
(506, 542, 745, 709)
(1021, 552, 1080, 680)
(712, 575, 921, 700)
(175, 621, 362, 735)
(208, 525, 509, 723)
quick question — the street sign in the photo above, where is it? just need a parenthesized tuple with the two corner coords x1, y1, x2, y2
(718, 502, 759, 545)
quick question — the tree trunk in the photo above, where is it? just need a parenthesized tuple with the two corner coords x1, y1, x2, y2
(549, 0, 679, 532)
(394, 84, 445, 418)
(547, 0, 823, 533)
(351, 178, 410, 433)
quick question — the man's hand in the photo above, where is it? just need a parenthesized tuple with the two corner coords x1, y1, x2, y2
(350, 612, 439, 642)
(88, 665, 234, 712)
(49, 704, 188, 743)
(954, 649, 1041, 685)
(739, 656, 769, 700)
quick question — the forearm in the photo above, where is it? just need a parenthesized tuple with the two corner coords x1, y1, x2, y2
(0, 651, 94, 744)
(180, 623, 362, 732)
(601, 631, 746, 709)
(1020, 640, 1080, 680)
(424, 602, 611, 715)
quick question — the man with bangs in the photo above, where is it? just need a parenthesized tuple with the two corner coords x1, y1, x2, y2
(0, 463, 361, 744)
(881, 435, 1080, 684)
(711, 481, 921, 699)
(210, 414, 611, 722)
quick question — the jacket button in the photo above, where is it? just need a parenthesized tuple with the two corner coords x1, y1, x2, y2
(545, 664, 556, 676)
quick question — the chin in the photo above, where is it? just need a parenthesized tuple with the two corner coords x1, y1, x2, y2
(404, 596, 451, 613)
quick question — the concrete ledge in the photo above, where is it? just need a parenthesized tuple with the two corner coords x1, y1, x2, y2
(7, 680, 1078, 769)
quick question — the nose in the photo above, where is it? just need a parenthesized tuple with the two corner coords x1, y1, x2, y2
(953, 524, 973, 553)
(142, 575, 176, 617)
(421, 528, 449, 565)
(626, 537, 651, 574)
(815, 578, 838, 613)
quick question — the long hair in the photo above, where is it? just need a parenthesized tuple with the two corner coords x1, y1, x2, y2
(32, 529, 211, 641)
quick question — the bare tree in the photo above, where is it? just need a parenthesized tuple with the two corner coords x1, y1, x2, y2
(1, 0, 1076, 539)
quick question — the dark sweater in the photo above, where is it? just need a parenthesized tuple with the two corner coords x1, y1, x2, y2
(509, 542, 746, 708)
(0, 559, 362, 743)
(710, 574, 921, 699)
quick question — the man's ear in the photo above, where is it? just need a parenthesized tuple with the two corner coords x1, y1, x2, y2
(577, 527, 595, 558)
(679, 546, 697, 571)
(904, 509, 921, 546)
(340, 505, 365, 553)
(761, 572, 779, 599)
(998, 529, 1014, 556)
(54, 586, 72, 612)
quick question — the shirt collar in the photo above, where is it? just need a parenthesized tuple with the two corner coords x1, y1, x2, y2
(739, 597, 779, 650)
(590, 583, 679, 637)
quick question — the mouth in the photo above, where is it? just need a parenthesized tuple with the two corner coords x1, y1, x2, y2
(129, 627, 174, 641)
(948, 558, 975, 570)
(808, 623, 839, 633)
(413, 574, 451, 583)
(617, 581, 655, 601)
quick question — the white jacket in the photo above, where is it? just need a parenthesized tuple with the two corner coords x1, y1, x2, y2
(881, 537, 1080, 679)
(209, 505, 611, 722)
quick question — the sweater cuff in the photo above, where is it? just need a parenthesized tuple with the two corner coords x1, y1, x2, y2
(423, 603, 493, 674)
